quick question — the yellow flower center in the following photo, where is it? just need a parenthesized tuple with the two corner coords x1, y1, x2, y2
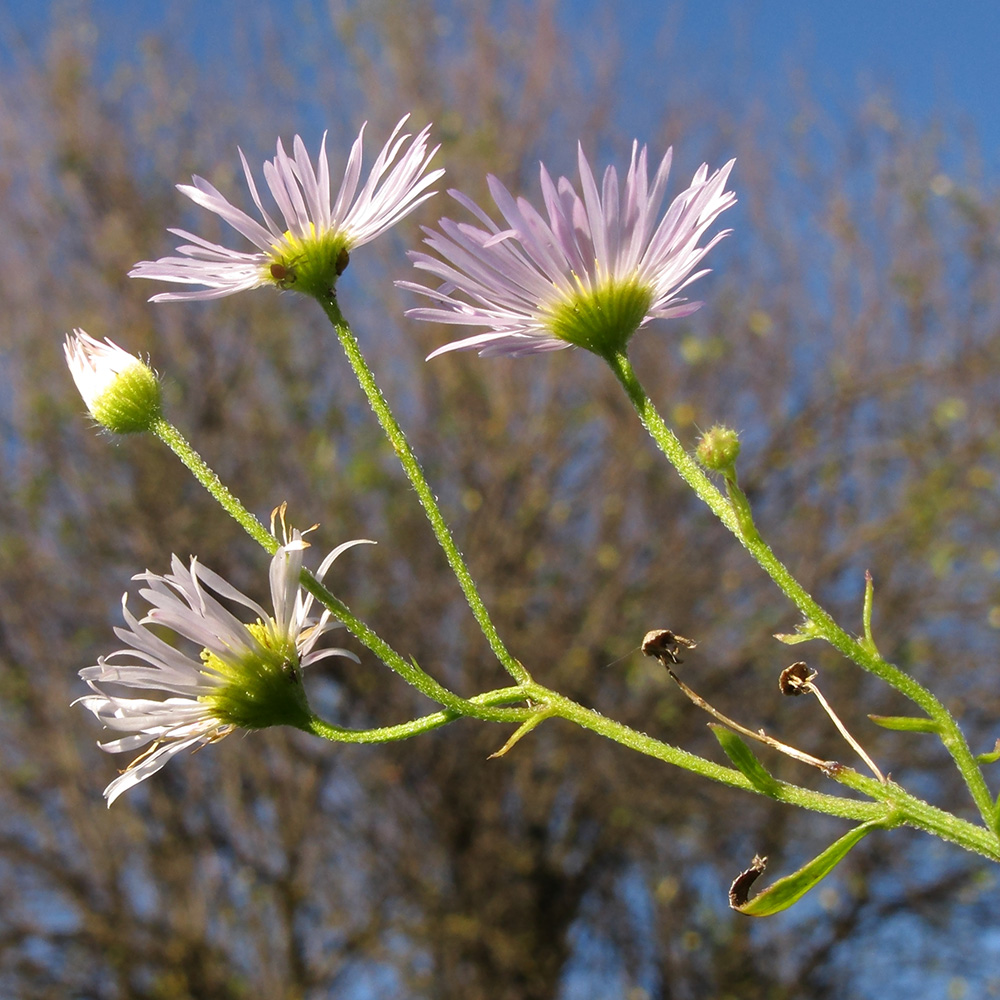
(263, 224, 352, 300)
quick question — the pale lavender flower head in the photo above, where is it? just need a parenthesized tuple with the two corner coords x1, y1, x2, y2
(130, 115, 444, 302)
(400, 142, 736, 360)
(77, 530, 371, 805)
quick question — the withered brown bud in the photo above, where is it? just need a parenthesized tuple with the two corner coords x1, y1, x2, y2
(642, 629, 698, 665)
(778, 661, 817, 696)
(729, 854, 767, 909)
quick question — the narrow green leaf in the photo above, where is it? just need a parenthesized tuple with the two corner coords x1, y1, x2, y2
(710, 725, 781, 797)
(488, 710, 552, 759)
(868, 714, 939, 733)
(977, 739, 1000, 765)
(773, 619, 822, 645)
(733, 820, 882, 917)
(861, 570, 880, 656)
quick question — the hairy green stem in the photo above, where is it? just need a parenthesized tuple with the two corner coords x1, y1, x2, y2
(318, 295, 530, 685)
(151, 415, 522, 723)
(605, 351, 998, 831)
(149, 328, 999, 856)
(524, 682, 1000, 860)
(152, 417, 275, 552)
(304, 686, 530, 743)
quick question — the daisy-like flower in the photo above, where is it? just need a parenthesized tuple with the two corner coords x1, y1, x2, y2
(77, 528, 371, 805)
(130, 114, 444, 302)
(64, 329, 161, 434)
(399, 142, 736, 360)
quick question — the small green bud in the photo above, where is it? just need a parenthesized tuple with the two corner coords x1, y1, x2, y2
(696, 424, 741, 475)
(64, 329, 161, 434)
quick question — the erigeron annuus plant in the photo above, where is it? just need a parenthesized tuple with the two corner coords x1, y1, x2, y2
(66, 115, 1000, 916)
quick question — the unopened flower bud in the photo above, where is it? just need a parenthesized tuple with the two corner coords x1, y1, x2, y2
(64, 329, 161, 434)
(696, 425, 741, 475)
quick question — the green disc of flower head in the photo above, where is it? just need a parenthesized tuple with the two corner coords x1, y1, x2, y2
(268, 227, 352, 302)
(201, 623, 312, 732)
(547, 277, 652, 359)
(91, 361, 162, 434)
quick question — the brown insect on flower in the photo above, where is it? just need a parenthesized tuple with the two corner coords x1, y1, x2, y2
(641, 628, 698, 665)
(270, 262, 297, 286)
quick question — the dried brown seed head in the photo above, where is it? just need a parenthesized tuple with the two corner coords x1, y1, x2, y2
(642, 629, 698, 665)
(779, 661, 816, 696)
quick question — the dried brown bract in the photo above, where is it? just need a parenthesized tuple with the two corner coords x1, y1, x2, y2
(729, 854, 767, 909)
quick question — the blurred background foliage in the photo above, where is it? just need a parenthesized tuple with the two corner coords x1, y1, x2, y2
(2, 1, 1000, 998)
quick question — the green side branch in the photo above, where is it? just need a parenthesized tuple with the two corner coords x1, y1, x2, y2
(297, 570, 530, 724)
(525, 683, 1000, 860)
(605, 352, 998, 832)
(152, 417, 276, 552)
(304, 685, 530, 743)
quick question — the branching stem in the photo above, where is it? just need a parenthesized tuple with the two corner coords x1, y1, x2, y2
(151, 416, 523, 723)
(605, 350, 997, 831)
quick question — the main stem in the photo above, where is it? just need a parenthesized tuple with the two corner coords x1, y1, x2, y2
(319, 295, 530, 685)
(605, 351, 997, 831)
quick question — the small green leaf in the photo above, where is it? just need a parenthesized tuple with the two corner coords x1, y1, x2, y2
(861, 570, 880, 656)
(710, 725, 781, 797)
(732, 820, 882, 917)
(976, 739, 1000, 765)
(774, 619, 822, 645)
(868, 714, 939, 733)
(488, 710, 552, 759)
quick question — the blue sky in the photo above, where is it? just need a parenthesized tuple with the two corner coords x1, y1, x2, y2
(612, 0, 1000, 168)
(6, 1, 999, 169)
